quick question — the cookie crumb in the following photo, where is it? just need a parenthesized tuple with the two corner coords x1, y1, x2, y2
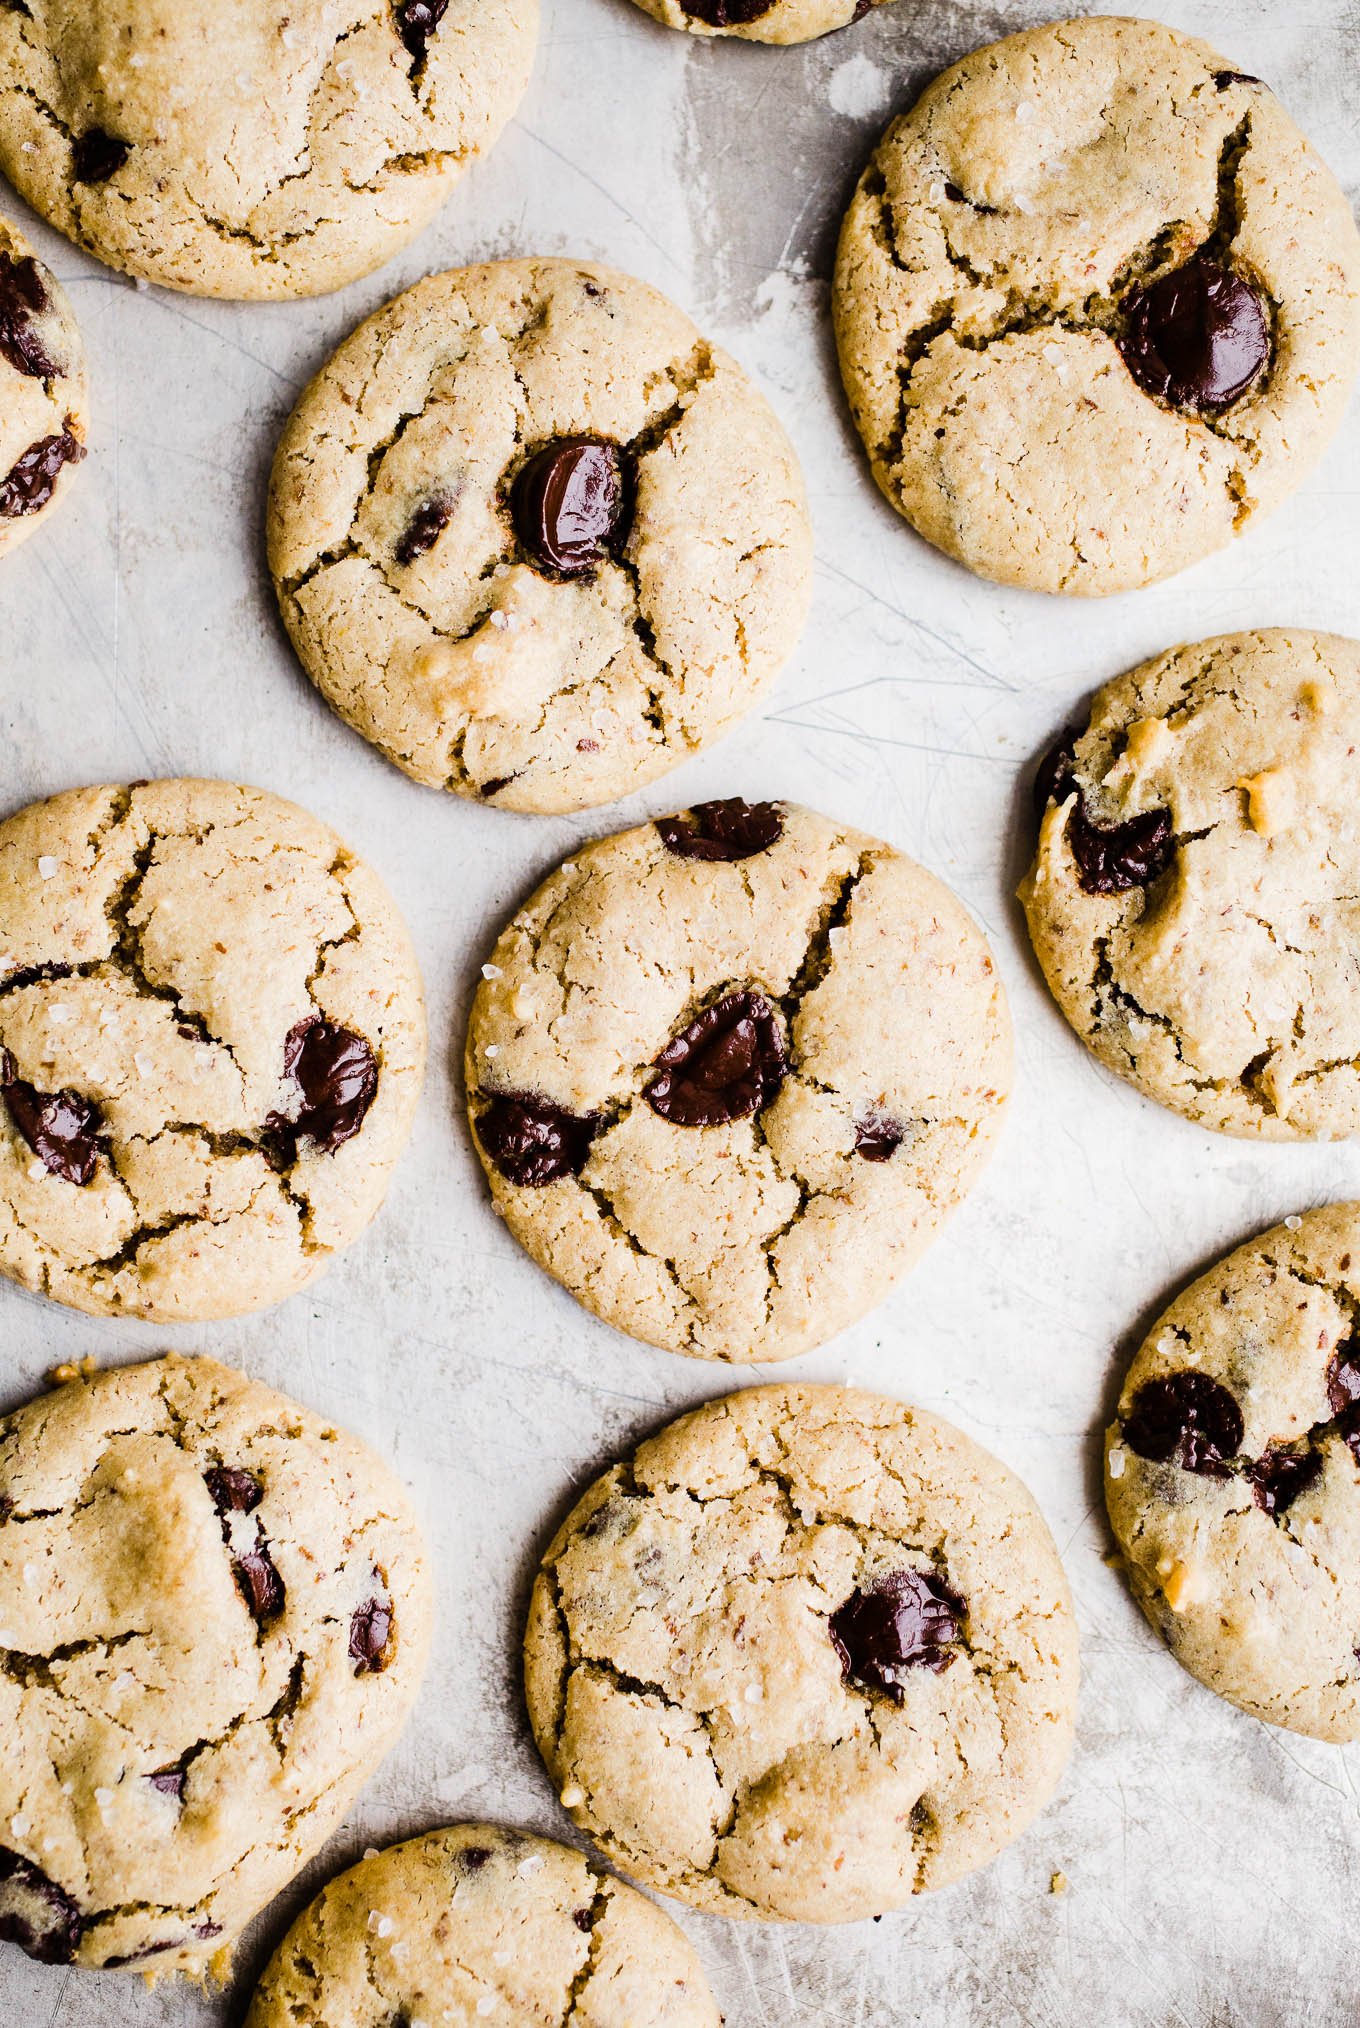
(1050, 1869, 1068, 1896)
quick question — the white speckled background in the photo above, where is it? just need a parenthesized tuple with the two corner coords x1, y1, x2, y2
(1, 1, 1359, 2021)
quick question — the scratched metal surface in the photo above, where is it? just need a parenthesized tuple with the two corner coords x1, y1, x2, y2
(1, 1, 1359, 2022)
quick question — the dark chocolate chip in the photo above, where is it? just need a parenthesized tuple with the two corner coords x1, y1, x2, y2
(830, 1570, 965, 1701)
(203, 1465, 262, 1516)
(2, 961, 74, 993)
(266, 1017, 378, 1157)
(0, 253, 60, 381)
(655, 799, 784, 862)
(854, 1111, 905, 1162)
(512, 437, 629, 579)
(0, 1049, 102, 1185)
(349, 1573, 393, 1675)
(0, 1848, 83, 1965)
(943, 182, 966, 203)
(1068, 801, 1174, 896)
(1033, 729, 1080, 818)
(194, 1921, 223, 1940)
(204, 1466, 284, 1624)
(681, 0, 774, 19)
(573, 1908, 593, 1933)
(394, 493, 453, 567)
(1248, 1446, 1322, 1518)
(146, 1767, 186, 1803)
(0, 427, 85, 519)
(393, 0, 448, 61)
(1122, 1372, 1245, 1477)
(476, 1091, 600, 1188)
(72, 128, 131, 184)
(646, 992, 787, 1128)
(461, 1845, 491, 1872)
(1120, 255, 1271, 417)
(479, 776, 514, 800)
(1214, 70, 1263, 90)
(235, 1546, 285, 1623)
(1326, 1342, 1360, 1416)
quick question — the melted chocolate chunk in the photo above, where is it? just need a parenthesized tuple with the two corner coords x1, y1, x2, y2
(0, 427, 85, 519)
(1122, 1371, 1244, 1477)
(393, 0, 448, 60)
(1120, 255, 1271, 417)
(1248, 1446, 1323, 1518)
(512, 437, 629, 579)
(1215, 70, 1263, 90)
(1326, 1342, 1360, 1416)
(830, 1570, 965, 1700)
(854, 1111, 905, 1162)
(1033, 729, 1079, 817)
(146, 1767, 186, 1803)
(394, 493, 453, 567)
(235, 1547, 285, 1622)
(1, 961, 74, 993)
(266, 1017, 378, 1157)
(72, 128, 131, 184)
(682, 0, 774, 19)
(0, 1049, 102, 1184)
(646, 992, 787, 1128)
(349, 1573, 394, 1675)
(476, 1091, 600, 1187)
(1068, 801, 1174, 896)
(204, 1465, 262, 1516)
(655, 799, 784, 862)
(573, 1908, 593, 1933)
(0, 254, 59, 381)
(0, 1848, 83, 1965)
(204, 1466, 285, 1625)
(461, 1846, 491, 1872)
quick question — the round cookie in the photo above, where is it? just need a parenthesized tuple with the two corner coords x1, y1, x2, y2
(245, 1824, 720, 2027)
(0, 216, 88, 557)
(1020, 629, 1360, 1140)
(0, 778, 425, 1321)
(0, 1, 538, 300)
(525, 1384, 1078, 1923)
(1106, 1205, 1360, 1743)
(465, 800, 1010, 1361)
(268, 259, 813, 814)
(627, 0, 888, 45)
(833, 18, 1360, 595)
(0, 1354, 431, 1974)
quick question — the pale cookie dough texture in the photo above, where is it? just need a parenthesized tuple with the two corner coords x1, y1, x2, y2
(246, 1824, 721, 2028)
(525, 1384, 1078, 1923)
(0, 214, 88, 557)
(466, 802, 1010, 1361)
(833, 18, 1360, 594)
(1021, 630, 1360, 1140)
(269, 259, 813, 814)
(0, 1354, 431, 1973)
(0, 0, 538, 299)
(1106, 1206, 1360, 1742)
(0, 779, 425, 1321)
(627, 0, 886, 46)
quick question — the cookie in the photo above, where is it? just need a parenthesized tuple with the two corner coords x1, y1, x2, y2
(245, 1823, 720, 2027)
(525, 1383, 1078, 1923)
(465, 801, 1009, 1361)
(626, 0, 886, 44)
(0, 778, 425, 1321)
(1020, 629, 1360, 1140)
(268, 259, 813, 814)
(1105, 1205, 1360, 1743)
(0, 1354, 431, 1974)
(0, 216, 88, 558)
(833, 19, 1360, 595)
(0, 1, 538, 299)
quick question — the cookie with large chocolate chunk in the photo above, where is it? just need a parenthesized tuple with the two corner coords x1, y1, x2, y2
(466, 803, 1010, 1361)
(626, 0, 887, 45)
(833, 18, 1360, 593)
(0, 1355, 430, 1973)
(525, 1384, 1077, 1921)
(0, 216, 88, 558)
(0, 779, 425, 1321)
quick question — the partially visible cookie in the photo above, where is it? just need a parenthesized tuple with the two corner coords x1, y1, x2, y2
(0, 778, 425, 1321)
(627, 0, 886, 43)
(833, 18, 1360, 594)
(0, 1, 539, 299)
(466, 801, 1009, 1360)
(1106, 1205, 1360, 1742)
(525, 1384, 1078, 1923)
(1020, 629, 1360, 1140)
(0, 217, 87, 558)
(245, 1824, 720, 2027)
(0, 1355, 431, 1974)
(269, 260, 813, 813)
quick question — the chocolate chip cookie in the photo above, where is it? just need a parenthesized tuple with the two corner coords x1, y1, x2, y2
(525, 1384, 1078, 1922)
(0, 779, 425, 1321)
(1106, 1205, 1360, 1742)
(0, 1354, 431, 1974)
(269, 259, 813, 813)
(1020, 629, 1360, 1139)
(466, 801, 1010, 1360)
(245, 1824, 720, 2026)
(627, 0, 886, 44)
(0, 216, 87, 557)
(0, 1, 538, 299)
(833, 19, 1360, 594)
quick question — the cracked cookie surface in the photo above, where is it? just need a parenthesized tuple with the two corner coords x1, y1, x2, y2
(0, 778, 425, 1321)
(0, 213, 87, 558)
(626, 0, 886, 46)
(1106, 1205, 1360, 1742)
(1020, 629, 1360, 1140)
(268, 259, 813, 814)
(0, 1354, 431, 1973)
(832, 18, 1360, 595)
(245, 1822, 720, 2027)
(524, 1384, 1078, 1923)
(465, 802, 1010, 1361)
(0, 0, 538, 299)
